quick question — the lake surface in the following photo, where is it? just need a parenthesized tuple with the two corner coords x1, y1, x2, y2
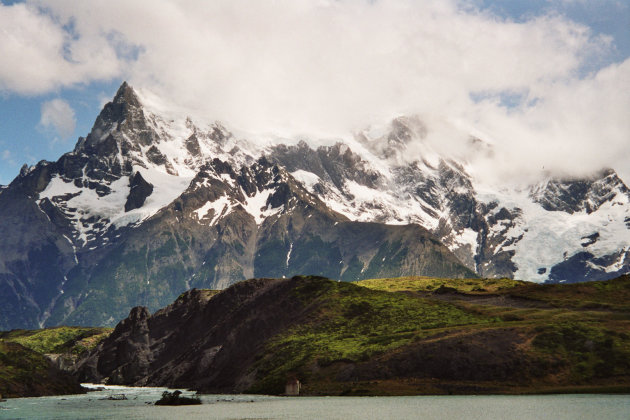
(0, 385, 628, 420)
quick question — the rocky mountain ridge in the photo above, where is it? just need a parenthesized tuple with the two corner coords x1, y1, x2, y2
(0, 83, 472, 329)
(270, 124, 630, 283)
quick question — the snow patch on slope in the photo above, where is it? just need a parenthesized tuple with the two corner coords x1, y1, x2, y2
(194, 194, 234, 225)
(291, 170, 320, 189)
(242, 188, 283, 225)
(124, 167, 193, 227)
(304, 177, 442, 231)
(453, 227, 479, 251)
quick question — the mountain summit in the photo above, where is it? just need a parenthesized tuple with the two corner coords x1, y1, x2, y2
(0, 82, 628, 329)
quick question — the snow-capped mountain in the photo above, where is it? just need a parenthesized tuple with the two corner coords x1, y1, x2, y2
(0, 82, 628, 329)
(267, 116, 630, 284)
(0, 83, 472, 329)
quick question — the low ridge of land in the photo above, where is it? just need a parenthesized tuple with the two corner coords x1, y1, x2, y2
(1, 275, 629, 397)
(74, 275, 630, 395)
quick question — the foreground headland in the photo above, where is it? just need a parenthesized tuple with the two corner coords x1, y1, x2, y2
(2, 275, 630, 397)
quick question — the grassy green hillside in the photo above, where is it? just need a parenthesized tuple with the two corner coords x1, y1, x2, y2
(249, 275, 630, 395)
(0, 326, 112, 355)
(248, 278, 498, 394)
(3, 275, 630, 397)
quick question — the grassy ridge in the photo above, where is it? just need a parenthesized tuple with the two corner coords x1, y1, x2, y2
(357, 275, 630, 310)
(357, 276, 523, 293)
(0, 326, 112, 355)
(357, 275, 630, 391)
(506, 277, 630, 311)
(249, 275, 630, 395)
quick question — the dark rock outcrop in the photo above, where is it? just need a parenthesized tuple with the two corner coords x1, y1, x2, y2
(124, 172, 154, 212)
(530, 169, 629, 215)
(74, 279, 311, 392)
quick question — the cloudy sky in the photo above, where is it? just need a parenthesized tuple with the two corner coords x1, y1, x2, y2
(0, 0, 628, 185)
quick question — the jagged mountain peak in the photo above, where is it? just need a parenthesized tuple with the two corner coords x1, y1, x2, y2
(112, 81, 141, 107)
(186, 155, 339, 227)
(356, 116, 428, 161)
(94, 81, 143, 129)
(74, 81, 152, 155)
(355, 115, 496, 175)
(389, 116, 428, 143)
(530, 168, 630, 214)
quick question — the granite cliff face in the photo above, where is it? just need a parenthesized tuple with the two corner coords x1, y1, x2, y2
(0, 82, 628, 329)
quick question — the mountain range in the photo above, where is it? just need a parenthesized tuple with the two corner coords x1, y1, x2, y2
(1, 82, 628, 330)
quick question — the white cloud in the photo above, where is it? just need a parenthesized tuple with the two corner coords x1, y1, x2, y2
(0, 2, 124, 94)
(39, 99, 76, 140)
(1, 0, 628, 183)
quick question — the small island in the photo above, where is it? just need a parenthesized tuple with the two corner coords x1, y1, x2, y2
(154, 390, 201, 406)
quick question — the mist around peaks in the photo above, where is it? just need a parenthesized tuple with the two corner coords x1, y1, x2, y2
(10, 0, 625, 184)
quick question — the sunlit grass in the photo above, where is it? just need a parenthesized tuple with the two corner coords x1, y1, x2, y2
(0, 326, 112, 355)
(356, 276, 524, 293)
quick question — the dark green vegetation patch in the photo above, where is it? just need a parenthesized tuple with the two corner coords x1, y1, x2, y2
(249, 276, 499, 394)
(0, 326, 112, 398)
(0, 341, 83, 398)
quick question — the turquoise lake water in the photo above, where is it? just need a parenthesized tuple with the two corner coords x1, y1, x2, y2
(0, 385, 628, 419)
